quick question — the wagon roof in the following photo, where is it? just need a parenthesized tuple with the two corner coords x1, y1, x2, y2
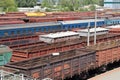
(61, 19, 104, 25)
(0, 22, 61, 30)
(40, 31, 79, 39)
(77, 27, 109, 33)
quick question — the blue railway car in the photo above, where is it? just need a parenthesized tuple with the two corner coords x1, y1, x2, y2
(0, 19, 105, 37)
(105, 18, 120, 25)
(0, 18, 119, 38)
(0, 22, 62, 37)
(60, 19, 105, 30)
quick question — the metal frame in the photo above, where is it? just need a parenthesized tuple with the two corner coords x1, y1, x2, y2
(11, 34, 120, 62)
(6, 48, 96, 80)
(0, 18, 119, 37)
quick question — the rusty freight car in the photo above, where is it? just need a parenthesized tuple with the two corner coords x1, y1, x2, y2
(3, 32, 120, 80)
(87, 39, 120, 68)
(109, 28, 120, 34)
(11, 33, 120, 62)
(5, 48, 96, 80)
(0, 12, 26, 25)
(4, 38, 120, 80)
(0, 34, 39, 49)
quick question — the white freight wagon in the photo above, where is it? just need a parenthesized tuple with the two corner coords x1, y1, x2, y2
(39, 31, 79, 43)
(77, 27, 109, 37)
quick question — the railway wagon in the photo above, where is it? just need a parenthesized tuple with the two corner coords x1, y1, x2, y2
(11, 33, 120, 62)
(0, 45, 12, 66)
(0, 12, 26, 25)
(0, 18, 119, 37)
(5, 38, 120, 80)
(60, 19, 104, 29)
(109, 28, 120, 33)
(39, 31, 80, 43)
(85, 38, 120, 71)
(0, 22, 62, 38)
(0, 19, 104, 38)
(26, 17, 57, 23)
(5, 48, 96, 80)
(0, 34, 39, 47)
(105, 18, 120, 25)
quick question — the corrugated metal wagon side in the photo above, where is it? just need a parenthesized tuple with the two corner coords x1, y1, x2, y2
(87, 39, 120, 68)
(10, 34, 120, 62)
(5, 48, 96, 80)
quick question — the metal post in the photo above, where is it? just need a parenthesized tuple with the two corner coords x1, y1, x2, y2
(94, 10, 97, 45)
(13, 75, 16, 80)
(21, 74, 24, 80)
(0, 70, 3, 80)
(87, 22, 90, 46)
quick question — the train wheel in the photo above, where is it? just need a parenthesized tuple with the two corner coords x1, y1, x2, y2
(71, 74, 80, 80)
(80, 72, 89, 80)
(99, 65, 107, 72)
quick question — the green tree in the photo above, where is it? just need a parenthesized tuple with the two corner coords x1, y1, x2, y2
(41, 0, 51, 8)
(0, 0, 17, 12)
(99, 0, 104, 6)
(59, 0, 81, 11)
(16, 0, 37, 7)
(40, 0, 103, 12)
(89, 5, 96, 11)
(79, 8, 88, 12)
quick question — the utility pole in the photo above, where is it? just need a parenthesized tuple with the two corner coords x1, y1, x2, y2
(94, 10, 97, 45)
(94, 8, 105, 45)
(0, 70, 3, 80)
(87, 22, 90, 46)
